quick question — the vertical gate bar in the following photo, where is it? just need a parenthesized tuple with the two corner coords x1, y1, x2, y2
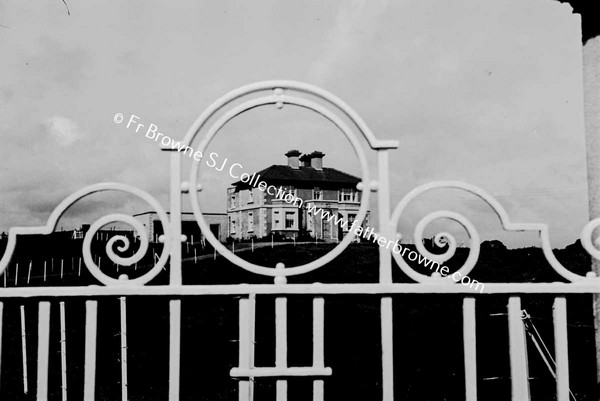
(60, 302, 68, 401)
(169, 151, 182, 285)
(377, 149, 392, 283)
(238, 297, 251, 401)
(507, 297, 530, 401)
(168, 146, 182, 401)
(381, 298, 394, 401)
(275, 296, 287, 401)
(37, 302, 51, 401)
(248, 294, 256, 401)
(119, 297, 128, 401)
(463, 297, 477, 401)
(84, 300, 98, 401)
(553, 297, 569, 401)
(378, 149, 394, 401)
(169, 300, 181, 401)
(0, 302, 3, 392)
(21, 304, 28, 394)
(312, 297, 325, 401)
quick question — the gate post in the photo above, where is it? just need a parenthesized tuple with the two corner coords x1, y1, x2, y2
(583, 36, 600, 382)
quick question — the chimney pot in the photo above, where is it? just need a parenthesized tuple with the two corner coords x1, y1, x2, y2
(299, 153, 312, 167)
(285, 149, 301, 169)
(310, 151, 325, 170)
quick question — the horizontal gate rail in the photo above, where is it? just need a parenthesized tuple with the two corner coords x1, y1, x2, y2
(0, 283, 598, 298)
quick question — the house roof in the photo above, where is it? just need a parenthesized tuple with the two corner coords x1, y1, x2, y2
(133, 211, 226, 217)
(232, 165, 361, 187)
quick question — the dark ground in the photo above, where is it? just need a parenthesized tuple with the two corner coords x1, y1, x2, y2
(0, 238, 597, 401)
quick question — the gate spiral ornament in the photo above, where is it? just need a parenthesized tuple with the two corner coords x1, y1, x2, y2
(390, 180, 599, 283)
(0, 183, 171, 286)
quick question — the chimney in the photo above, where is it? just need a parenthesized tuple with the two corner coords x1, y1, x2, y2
(299, 153, 312, 167)
(285, 149, 301, 169)
(310, 151, 325, 170)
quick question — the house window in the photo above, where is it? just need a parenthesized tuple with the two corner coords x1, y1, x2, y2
(230, 218, 236, 234)
(278, 186, 296, 199)
(230, 195, 237, 209)
(339, 188, 357, 202)
(273, 210, 281, 229)
(247, 190, 254, 204)
(285, 211, 295, 229)
(347, 214, 356, 230)
(348, 214, 356, 223)
(248, 212, 254, 232)
(313, 187, 322, 200)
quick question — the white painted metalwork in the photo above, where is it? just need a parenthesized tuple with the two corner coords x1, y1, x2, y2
(463, 298, 477, 401)
(0, 302, 3, 392)
(508, 297, 530, 401)
(186, 83, 378, 277)
(553, 297, 570, 401)
(0, 79, 598, 401)
(37, 302, 51, 401)
(20, 304, 28, 394)
(84, 300, 98, 401)
(60, 301, 68, 401)
(120, 296, 128, 401)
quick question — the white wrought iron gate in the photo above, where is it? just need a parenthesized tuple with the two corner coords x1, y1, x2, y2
(0, 80, 599, 401)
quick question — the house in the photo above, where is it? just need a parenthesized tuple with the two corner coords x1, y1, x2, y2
(133, 211, 228, 243)
(227, 150, 369, 242)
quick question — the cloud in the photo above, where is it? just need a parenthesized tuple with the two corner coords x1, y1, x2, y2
(45, 115, 83, 146)
(308, 0, 389, 84)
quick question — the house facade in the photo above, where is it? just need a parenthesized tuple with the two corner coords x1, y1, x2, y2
(227, 150, 369, 242)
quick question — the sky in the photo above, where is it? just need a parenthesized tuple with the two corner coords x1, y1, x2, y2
(0, 0, 591, 248)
